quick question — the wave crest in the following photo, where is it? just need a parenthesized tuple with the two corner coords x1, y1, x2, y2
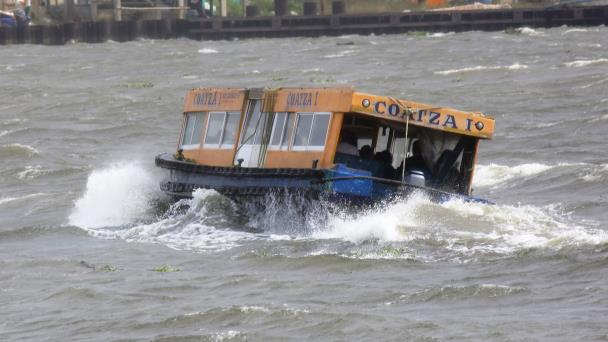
(69, 163, 157, 229)
(435, 63, 527, 75)
(564, 58, 608, 68)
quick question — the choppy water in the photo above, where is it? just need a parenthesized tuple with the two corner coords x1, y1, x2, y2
(1, 26, 608, 341)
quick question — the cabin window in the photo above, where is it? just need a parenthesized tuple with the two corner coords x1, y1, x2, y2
(292, 112, 331, 151)
(181, 112, 206, 149)
(269, 112, 294, 150)
(223, 112, 240, 146)
(203, 112, 240, 149)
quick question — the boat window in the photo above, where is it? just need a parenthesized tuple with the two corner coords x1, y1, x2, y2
(293, 112, 331, 151)
(223, 112, 240, 146)
(181, 112, 206, 148)
(270, 112, 287, 146)
(310, 114, 330, 146)
(269, 112, 294, 150)
(204, 112, 224, 145)
(203, 112, 240, 149)
(293, 113, 313, 148)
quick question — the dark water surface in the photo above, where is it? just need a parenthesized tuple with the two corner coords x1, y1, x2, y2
(1, 26, 608, 341)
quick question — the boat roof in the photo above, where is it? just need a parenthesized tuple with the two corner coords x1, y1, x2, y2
(183, 87, 495, 139)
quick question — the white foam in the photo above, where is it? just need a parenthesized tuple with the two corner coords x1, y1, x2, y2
(198, 47, 219, 54)
(314, 192, 431, 244)
(313, 194, 608, 260)
(239, 306, 271, 313)
(563, 28, 588, 35)
(427, 32, 454, 38)
(80, 188, 256, 251)
(435, 63, 528, 75)
(214, 331, 242, 341)
(1, 118, 27, 125)
(515, 27, 545, 36)
(17, 165, 45, 179)
(587, 114, 608, 123)
(0, 193, 47, 206)
(0, 130, 11, 138)
(581, 164, 608, 182)
(473, 163, 557, 188)
(69, 162, 157, 229)
(439, 199, 608, 251)
(578, 77, 608, 89)
(506, 62, 528, 70)
(323, 49, 356, 58)
(564, 58, 608, 68)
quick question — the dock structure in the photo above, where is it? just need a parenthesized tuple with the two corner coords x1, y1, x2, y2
(1, 2, 607, 45)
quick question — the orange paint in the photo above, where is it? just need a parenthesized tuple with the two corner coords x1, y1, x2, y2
(184, 88, 246, 112)
(264, 151, 326, 168)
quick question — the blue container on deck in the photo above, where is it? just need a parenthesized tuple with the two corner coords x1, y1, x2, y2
(326, 164, 373, 198)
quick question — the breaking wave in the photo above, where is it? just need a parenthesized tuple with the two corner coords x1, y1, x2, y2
(0, 143, 39, 157)
(435, 63, 527, 75)
(198, 47, 219, 54)
(474, 162, 606, 188)
(0, 193, 47, 206)
(396, 284, 528, 304)
(562, 28, 589, 35)
(323, 49, 357, 58)
(69, 162, 158, 229)
(473, 163, 555, 188)
(79, 188, 257, 251)
(312, 193, 607, 262)
(513, 27, 545, 36)
(564, 58, 608, 68)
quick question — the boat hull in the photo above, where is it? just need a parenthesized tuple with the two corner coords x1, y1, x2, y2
(155, 153, 490, 204)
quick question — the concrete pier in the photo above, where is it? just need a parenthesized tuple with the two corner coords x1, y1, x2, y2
(0, 5, 607, 45)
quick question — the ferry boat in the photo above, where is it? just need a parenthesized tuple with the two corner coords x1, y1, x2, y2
(156, 87, 495, 204)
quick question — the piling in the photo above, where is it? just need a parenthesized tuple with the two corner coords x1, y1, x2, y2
(332, 1, 345, 15)
(303, 2, 317, 16)
(275, 0, 288, 16)
(246, 5, 259, 17)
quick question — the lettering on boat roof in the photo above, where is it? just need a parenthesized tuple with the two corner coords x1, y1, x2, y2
(184, 88, 246, 112)
(273, 88, 353, 113)
(351, 92, 495, 139)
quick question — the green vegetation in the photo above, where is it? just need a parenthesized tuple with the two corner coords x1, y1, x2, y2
(174, 150, 196, 163)
(227, 0, 311, 16)
(152, 265, 181, 272)
(224, 0, 427, 17)
(122, 81, 154, 89)
(100, 264, 118, 272)
(379, 245, 407, 258)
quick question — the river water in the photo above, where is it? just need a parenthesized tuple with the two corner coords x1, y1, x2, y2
(1, 26, 607, 341)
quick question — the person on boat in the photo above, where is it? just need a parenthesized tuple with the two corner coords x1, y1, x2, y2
(359, 145, 373, 159)
(375, 149, 395, 178)
(337, 131, 359, 156)
(397, 140, 431, 178)
(406, 141, 428, 172)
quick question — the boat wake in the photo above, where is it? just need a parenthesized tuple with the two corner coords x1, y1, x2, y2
(69, 162, 608, 261)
